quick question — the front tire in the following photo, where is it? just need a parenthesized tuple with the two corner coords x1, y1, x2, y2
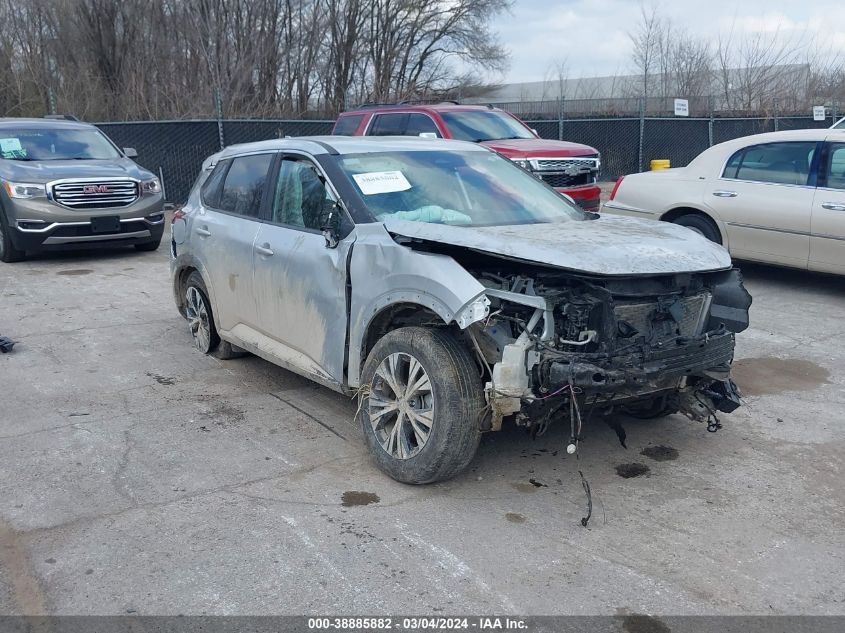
(360, 327, 484, 484)
(135, 238, 161, 252)
(0, 210, 25, 263)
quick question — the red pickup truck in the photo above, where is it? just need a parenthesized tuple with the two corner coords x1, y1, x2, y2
(332, 103, 602, 212)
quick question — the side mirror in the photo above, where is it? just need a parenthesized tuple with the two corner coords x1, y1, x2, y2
(320, 205, 341, 249)
(123, 147, 138, 158)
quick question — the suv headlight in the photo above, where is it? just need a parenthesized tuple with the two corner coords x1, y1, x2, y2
(141, 178, 162, 195)
(3, 181, 46, 199)
(511, 158, 532, 171)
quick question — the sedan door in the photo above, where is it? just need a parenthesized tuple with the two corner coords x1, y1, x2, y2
(705, 141, 817, 269)
(194, 152, 274, 332)
(810, 141, 845, 274)
(251, 154, 353, 387)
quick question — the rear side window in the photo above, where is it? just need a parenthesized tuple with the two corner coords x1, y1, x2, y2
(723, 142, 818, 186)
(333, 115, 364, 135)
(218, 153, 274, 217)
(200, 160, 229, 208)
(405, 113, 441, 137)
(368, 113, 408, 136)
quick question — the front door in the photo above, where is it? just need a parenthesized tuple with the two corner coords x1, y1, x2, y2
(251, 154, 353, 387)
(810, 141, 845, 274)
(705, 141, 817, 268)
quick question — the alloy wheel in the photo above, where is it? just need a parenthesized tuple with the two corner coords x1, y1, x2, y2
(185, 286, 212, 353)
(369, 352, 435, 459)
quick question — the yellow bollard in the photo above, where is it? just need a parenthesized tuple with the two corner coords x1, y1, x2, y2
(650, 159, 671, 171)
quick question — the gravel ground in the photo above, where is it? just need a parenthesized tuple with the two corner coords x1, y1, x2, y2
(0, 237, 843, 616)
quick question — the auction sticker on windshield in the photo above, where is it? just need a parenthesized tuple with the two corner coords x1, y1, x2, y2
(0, 137, 24, 158)
(352, 170, 412, 195)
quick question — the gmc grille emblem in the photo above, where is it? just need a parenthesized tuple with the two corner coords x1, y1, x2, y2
(83, 185, 111, 194)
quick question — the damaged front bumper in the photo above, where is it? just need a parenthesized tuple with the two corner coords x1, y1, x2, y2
(469, 269, 752, 433)
(546, 328, 735, 391)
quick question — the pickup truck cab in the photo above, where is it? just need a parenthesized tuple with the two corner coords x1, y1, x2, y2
(333, 103, 602, 212)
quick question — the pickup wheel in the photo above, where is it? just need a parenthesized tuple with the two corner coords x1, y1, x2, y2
(671, 213, 722, 244)
(360, 327, 484, 484)
(0, 208, 25, 263)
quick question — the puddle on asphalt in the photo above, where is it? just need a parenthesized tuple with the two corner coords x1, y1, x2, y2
(56, 269, 93, 276)
(640, 445, 679, 462)
(341, 491, 380, 507)
(615, 463, 650, 478)
(505, 512, 526, 524)
(731, 357, 830, 396)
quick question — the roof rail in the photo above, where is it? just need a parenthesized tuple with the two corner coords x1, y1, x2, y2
(43, 114, 80, 121)
(397, 99, 461, 106)
(354, 103, 399, 110)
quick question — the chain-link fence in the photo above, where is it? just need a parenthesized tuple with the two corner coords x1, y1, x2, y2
(94, 108, 840, 203)
(522, 114, 835, 183)
(95, 119, 334, 203)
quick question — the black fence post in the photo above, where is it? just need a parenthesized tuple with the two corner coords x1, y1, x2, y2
(557, 96, 565, 141)
(215, 89, 225, 150)
(773, 99, 779, 132)
(638, 98, 645, 173)
(708, 95, 714, 147)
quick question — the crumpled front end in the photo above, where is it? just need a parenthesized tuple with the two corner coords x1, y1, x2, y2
(464, 267, 751, 437)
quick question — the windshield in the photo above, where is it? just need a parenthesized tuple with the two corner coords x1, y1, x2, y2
(440, 111, 535, 142)
(0, 128, 122, 161)
(337, 150, 586, 227)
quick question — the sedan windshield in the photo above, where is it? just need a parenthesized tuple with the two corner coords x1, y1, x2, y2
(440, 111, 535, 142)
(0, 128, 121, 161)
(337, 150, 586, 227)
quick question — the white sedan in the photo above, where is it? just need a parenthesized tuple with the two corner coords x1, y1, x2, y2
(603, 129, 845, 275)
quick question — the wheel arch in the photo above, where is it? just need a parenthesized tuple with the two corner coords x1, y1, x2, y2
(659, 206, 728, 248)
(172, 256, 216, 318)
(351, 297, 460, 388)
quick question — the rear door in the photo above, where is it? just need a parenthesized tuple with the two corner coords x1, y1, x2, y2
(705, 141, 818, 268)
(195, 152, 274, 332)
(251, 153, 353, 386)
(810, 141, 845, 274)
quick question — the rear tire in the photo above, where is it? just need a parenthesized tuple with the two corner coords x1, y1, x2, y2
(135, 238, 161, 252)
(0, 209, 25, 263)
(671, 214, 721, 244)
(184, 271, 221, 355)
(360, 327, 484, 484)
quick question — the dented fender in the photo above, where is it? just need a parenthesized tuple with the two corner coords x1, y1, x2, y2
(347, 223, 488, 388)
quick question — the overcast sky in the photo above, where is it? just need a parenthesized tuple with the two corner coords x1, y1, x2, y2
(491, 0, 845, 82)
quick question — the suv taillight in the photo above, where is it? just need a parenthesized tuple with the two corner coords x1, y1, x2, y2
(609, 176, 625, 200)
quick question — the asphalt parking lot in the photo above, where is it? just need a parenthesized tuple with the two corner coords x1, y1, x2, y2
(1, 238, 844, 616)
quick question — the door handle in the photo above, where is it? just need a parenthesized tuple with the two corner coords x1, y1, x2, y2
(255, 244, 274, 257)
(195, 226, 211, 237)
(821, 202, 845, 211)
(713, 190, 738, 198)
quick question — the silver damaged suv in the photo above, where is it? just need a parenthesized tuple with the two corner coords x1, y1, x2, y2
(171, 136, 752, 484)
(0, 118, 165, 262)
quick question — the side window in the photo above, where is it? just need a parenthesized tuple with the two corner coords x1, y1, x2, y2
(824, 144, 845, 190)
(333, 115, 364, 135)
(270, 158, 335, 230)
(218, 153, 274, 217)
(405, 113, 441, 137)
(726, 142, 817, 186)
(200, 160, 229, 207)
(367, 113, 408, 136)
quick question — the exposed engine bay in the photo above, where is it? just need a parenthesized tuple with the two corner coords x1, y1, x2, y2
(459, 263, 752, 445)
